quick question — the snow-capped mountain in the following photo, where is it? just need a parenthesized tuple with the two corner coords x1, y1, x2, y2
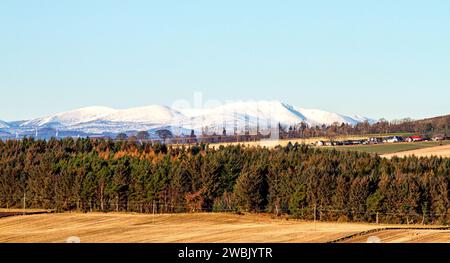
(102, 105, 184, 124)
(178, 101, 373, 130)
(181, 101, 306, 124)
(297, 108, 372, 126)
(20, 106, 117, 128)
(0, 120, 9, 129)
(0, 101, 376, 139)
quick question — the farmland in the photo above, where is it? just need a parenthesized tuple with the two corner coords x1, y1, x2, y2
(381, 144, 450, 159)
(207, 133, 411, 150)
(209, 138, 450, 157)
(1, 212, 449, 243)
(326, 141, 450, 155)
(342, 229, 450, 243)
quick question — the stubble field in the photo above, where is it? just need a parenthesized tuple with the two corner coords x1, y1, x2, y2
(381, 144, 450, 159)
(0, 212, 449, 243)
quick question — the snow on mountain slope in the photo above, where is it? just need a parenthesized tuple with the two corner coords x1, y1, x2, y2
(66, 120, 163, 134)
(208, 101, 306, 124)
(103, 105, 185, 124)
(178, 101, 367, 131)
(351, 115, 376, 124)
(0, 120, 9, 129)
(296, 108, 362, 126)
(21, 106, 117, 128)
(178, 101, 307, 129)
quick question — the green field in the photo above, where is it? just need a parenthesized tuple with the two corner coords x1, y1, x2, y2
(325, 141, 450, 155)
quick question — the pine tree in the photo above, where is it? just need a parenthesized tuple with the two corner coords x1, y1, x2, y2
(289, 184, 307, 218)
(234, 163, 268, 212)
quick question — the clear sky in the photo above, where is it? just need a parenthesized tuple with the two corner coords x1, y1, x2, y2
(1, 0, 449, 121)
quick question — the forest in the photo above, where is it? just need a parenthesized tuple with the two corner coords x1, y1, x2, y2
(0, 137, 449, 224)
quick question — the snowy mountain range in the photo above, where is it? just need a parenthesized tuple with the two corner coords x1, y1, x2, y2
(0, 120, 9, 129)
(0, 101, 375, 139)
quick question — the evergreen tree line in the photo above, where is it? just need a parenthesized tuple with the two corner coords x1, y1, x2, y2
(0, 138, 449, 224)
(282, 115, 449, 140)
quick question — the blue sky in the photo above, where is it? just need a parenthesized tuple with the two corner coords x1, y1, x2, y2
(0, 0, 449, 121)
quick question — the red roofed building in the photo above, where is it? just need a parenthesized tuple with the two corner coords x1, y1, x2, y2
(406, 135, 424, 142)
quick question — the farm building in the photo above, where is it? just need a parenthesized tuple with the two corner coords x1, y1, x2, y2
(315, 141, 325, 146)
(406, 136, 424, 142)
(368, 137, 383, 144)
(432, 135, 445, 141)
(384, 136, 404, 143)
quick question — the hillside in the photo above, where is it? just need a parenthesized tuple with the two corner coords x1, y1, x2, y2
(387, 114, 449, 136)
(0, 121, 9, 129)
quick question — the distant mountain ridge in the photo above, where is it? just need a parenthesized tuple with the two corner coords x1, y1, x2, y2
(0, 101, 375, 139)
(0, 120, 9, 129)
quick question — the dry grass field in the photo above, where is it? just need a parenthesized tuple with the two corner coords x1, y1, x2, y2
(329, 141, 450, 155)
(382, 144, 450, 159)
(342, 229, 450, 243)
(0, 212, 448, 243)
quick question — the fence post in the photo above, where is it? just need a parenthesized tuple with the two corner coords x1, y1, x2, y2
(319, 208, 322, 221)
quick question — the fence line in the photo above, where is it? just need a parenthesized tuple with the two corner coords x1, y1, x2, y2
(2, 197, 448, 225)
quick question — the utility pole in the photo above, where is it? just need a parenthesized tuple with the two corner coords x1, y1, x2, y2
(152, 200, 156, 225)
(445, 123, 448, 138)
(23, 192, 26, 215)
(244, 114, 250, 136)
(314, 204, 317, 232)
(234, 111, 238, 142)
(256, 114, 260, 139)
